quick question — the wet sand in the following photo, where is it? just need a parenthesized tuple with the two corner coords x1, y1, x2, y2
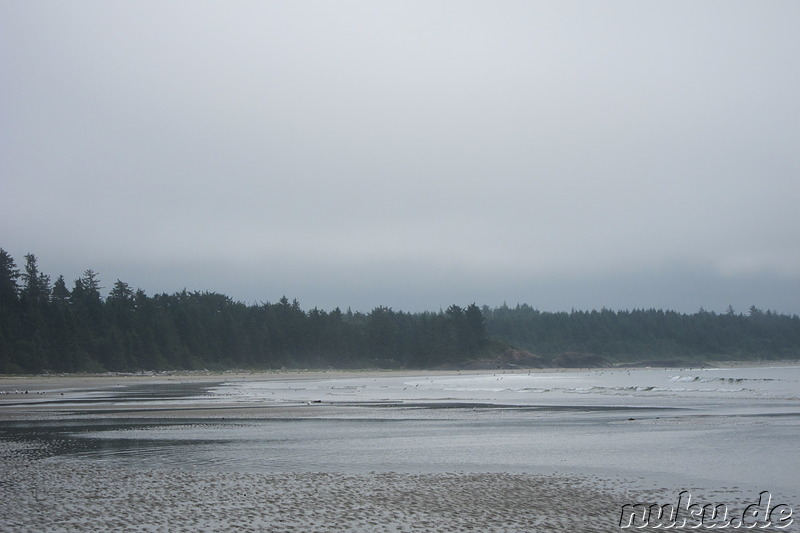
(0, 369, 559, 420)
(2, 370, 796, 531)
(1, 438, 633, 532)
(0, 372, 637, 531)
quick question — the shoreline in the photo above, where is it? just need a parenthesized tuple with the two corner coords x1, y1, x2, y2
(2, 366, 797, 531)
(2, 360, 799, 392)
(3, 358, 798, 381)
(2, 362, 798, 420)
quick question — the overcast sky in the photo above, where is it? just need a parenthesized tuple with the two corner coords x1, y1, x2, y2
(2, 1, 799, 315)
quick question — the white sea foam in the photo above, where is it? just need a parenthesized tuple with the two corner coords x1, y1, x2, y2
(197, 366, 800, 407)
(3, 365, 799, 512)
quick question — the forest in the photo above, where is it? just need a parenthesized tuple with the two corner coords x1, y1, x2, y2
(1, 248, 799, 374)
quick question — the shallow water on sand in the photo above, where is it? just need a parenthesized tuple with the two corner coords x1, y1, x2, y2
(2, 366, 799, 500)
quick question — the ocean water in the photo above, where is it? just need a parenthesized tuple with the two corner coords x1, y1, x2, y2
(2, 366, 799, 500)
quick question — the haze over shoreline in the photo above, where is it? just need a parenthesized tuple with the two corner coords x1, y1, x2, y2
(3, 2, 800, 316)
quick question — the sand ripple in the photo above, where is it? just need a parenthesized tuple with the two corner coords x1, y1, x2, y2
(1, 440, 626, 532)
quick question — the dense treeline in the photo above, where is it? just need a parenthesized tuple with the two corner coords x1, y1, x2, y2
(485, 303, 800, 362)
(0, 250, 487, 373)
(1, 248, 799, 374)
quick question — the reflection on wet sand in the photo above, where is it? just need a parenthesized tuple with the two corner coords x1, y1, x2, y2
(1, 368, 799, 531)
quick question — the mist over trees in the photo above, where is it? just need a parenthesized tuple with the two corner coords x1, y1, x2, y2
(484, 303, 800, 363)
(1, 248, 798, 374)
(0, 249, 488, 373)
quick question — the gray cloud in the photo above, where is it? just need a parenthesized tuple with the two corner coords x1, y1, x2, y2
(2, 1, 798, 314)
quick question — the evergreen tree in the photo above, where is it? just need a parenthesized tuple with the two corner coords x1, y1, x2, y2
(51, 275, 70, 305)
(1, 247, 800, 373)
(0, 249, 21, 373)
(20, 254, 51, 305)
(0, 248, 20, 307)
(464, 303, 487, 353)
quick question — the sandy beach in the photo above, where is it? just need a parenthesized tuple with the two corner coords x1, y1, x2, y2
(2, 369, 797, 532)
(1, 437, 634, 532)
(0, 371, 628, 532)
